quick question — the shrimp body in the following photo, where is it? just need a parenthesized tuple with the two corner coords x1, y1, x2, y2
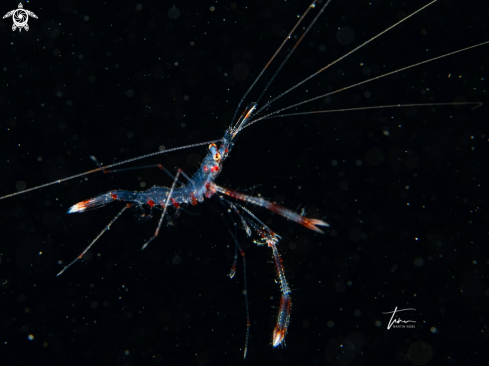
(67, 115, 239, 214)
(60, 102, 322, 354)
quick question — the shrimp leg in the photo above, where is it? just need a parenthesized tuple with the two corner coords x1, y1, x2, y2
(210, 183, 329, 232)
(141, 169, 181, 250)
(57, 204, 133, 276)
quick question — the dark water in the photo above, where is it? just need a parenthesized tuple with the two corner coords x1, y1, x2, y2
(1, 0, 487, 364)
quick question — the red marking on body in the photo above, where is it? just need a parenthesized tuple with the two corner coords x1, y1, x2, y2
(211, 166, 220, 173)
(204, 183, 216, 198)
(203, 165, 209, 173)
(147, 199, 155, 207)
(190, 193, 198, 206)
(111, 194, 118, 200)
(170, 198, 180, 208)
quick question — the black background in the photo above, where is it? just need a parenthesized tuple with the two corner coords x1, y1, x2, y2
(0, 0, 488, 365)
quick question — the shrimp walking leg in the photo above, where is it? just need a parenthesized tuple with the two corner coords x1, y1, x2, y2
(210, 183, 329, 232)
(57, 204, 133, 276)
(225, 202, 292, 347)
(269, 241, 291, 347)
(141, 169, 181, 250)
(224, 217, 250, 358)
(211, 197, 251, 357)
(236, 243, 250, 357)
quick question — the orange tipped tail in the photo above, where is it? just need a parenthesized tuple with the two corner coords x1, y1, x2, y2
(67, 193, 115, 213)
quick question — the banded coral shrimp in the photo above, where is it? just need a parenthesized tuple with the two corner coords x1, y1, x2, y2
(1, 0, 488, 364)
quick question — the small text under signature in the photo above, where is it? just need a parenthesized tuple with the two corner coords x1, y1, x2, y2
(382, 307, 416, 329)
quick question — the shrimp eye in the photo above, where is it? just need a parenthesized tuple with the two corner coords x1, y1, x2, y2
(208, 143, 221, 163)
